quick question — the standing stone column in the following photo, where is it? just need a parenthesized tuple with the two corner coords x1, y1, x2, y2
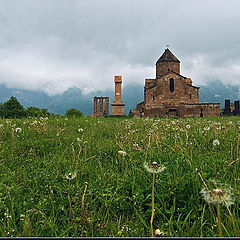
(233, 101, 240, 116)
(111, 76, 125, 116)
(94, 97, 98, 116)
(99, 97, 103, 115)
(105, 97, 109, 116)
(223, 99, 231, 116)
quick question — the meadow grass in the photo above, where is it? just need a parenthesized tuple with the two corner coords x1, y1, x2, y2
(0, 116, 239, 237)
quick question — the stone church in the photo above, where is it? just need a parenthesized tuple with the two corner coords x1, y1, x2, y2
(134, 48, 220, 117)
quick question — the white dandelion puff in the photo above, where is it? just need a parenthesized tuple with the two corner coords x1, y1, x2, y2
(213, 139, 220, 146)
(200, 182, 235, 207)
(65, 172, 76, 180)
(144, 162, 166, 174)
(15, 127, 22, 133)
(118, 150, 126, 157)
(78, 128, 83, 133)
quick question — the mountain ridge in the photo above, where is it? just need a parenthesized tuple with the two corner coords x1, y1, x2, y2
(0, 80, 239, 115)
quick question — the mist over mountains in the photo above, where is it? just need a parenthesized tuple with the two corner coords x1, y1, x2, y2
(0, 80, 239, 116)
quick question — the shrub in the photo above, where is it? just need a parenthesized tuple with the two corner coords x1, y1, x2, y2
(65, 108, 83, 118)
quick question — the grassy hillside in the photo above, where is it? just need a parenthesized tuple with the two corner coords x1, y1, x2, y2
(0, 116, 239, 237)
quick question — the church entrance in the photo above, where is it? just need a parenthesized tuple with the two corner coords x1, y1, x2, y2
(168, 109, 178, 117)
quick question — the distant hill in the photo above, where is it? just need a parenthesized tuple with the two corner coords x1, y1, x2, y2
(199, 81, 240, 108)
(0, 80, 239, 115)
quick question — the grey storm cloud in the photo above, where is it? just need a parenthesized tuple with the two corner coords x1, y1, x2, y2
(0, 0, 240, 95)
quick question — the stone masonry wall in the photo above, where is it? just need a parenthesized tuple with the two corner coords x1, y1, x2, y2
(156, 62, 180, 77)
(145, 73, 199, 106)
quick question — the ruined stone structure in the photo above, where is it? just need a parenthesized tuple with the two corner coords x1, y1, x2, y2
(222, 99, 240, 116)
(111, 76, 125, 116)
(134, 48, 220, 118)
(93, 96, 109, 117)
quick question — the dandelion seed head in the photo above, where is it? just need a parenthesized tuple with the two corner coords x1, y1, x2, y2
(213, 139, 220, 146)
(152, 162, 158, 168)
(155, 229, 162, 236)
(200, 182, 235, 207)
(15, 127, 22, 133)
(65, 172, 76, 180)
(144, 162, 166, 174)
(118, 150, 126, 156)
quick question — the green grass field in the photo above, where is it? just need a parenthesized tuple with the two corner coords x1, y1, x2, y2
(0, 116, 239, 237)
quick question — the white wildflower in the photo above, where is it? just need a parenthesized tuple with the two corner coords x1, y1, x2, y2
(15, 127, 22, 133)
(118, 150, 126, 157)
(78, 128, 83, 133)
(155, 229, 166, 236)
(65, 172, 76, 180)
(213, 139, 220, 146)
(186, 125, 191, 129)
(77, 137, 81, 142)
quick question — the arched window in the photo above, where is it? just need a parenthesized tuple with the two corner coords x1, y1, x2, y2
(169, 78, 174, 92)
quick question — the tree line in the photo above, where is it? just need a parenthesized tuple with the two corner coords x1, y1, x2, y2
(0, 96, 83, 118)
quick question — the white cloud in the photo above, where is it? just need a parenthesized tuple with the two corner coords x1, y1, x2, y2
(0, 44, 154, 95)
(182, 54, 240, 87)
(0, 0, 240, 95)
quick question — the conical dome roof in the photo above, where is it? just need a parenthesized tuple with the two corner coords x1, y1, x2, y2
(156, 48, 180, 64)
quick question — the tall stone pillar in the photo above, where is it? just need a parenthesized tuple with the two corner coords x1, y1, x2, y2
(223, 99, 231, 116)
(111, 76, 125, 116)
(105, 97, 109, 116)
(94, 97, 98, 116)
(233, 101, 240, 116)
(99, 97, 103, 115)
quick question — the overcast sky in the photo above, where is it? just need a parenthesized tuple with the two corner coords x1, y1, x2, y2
(0, 0, 240, 95)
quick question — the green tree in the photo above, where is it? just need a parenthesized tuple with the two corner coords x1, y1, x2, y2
(2, 96, 27, 118)
(0, 103, 3, 117)
(65, 108, 83, 118)
(26, 107, 52, 117)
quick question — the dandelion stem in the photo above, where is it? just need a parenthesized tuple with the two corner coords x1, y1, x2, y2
(196, 169, 209, 192)
(81, 182, 88, 220)
(216, 204, 222, 237)
(67, 191, 73, 224)
(237, 136, 239, 160)
(150, 169, 155, 237)
(148, 134, 151, 148)
(72, 144, 76, 162)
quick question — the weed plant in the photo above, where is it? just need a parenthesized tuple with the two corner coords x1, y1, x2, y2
(0, 116, 239, 237)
